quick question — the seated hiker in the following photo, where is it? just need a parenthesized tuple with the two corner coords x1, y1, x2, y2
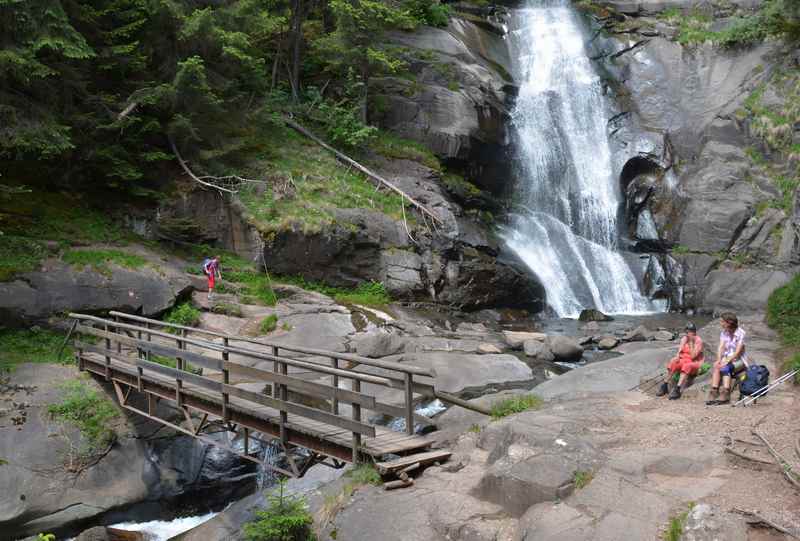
(203, 255, 222, 301)
(706, 312, 749, 406)
(656, 322, 704, 400)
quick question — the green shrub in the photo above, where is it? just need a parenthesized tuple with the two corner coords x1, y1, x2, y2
(62, 249, 147, 275)
(226, 270, 278, 306)
(0, 235, 47, 281)
(405, 0, 450, 27)
(276, 276, 391, 307)
(243, 479, 316, 541)
(164, 303, 201, 329)
(48, 379, 119, 454)
(0, 328, 72, 372)
(767, 273, 800, 347)
(260, 314, 278, 334)
(490, 394, 542, 419)
(313, 100, 377, 150)
(784, 353, 800, 383)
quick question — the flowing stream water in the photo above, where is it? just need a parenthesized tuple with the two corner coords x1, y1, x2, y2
(502, 0, 660, 318)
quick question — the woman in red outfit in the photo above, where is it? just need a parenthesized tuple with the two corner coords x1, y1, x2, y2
(656, 322, 704, 400)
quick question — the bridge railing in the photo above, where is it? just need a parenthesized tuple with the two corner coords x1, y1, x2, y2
(69, 312, 437, 464)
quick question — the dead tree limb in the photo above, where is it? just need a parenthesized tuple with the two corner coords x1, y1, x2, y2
(117, 101, 139, 121)
(723, 445, 777, 467)
(284, 117, 444, 226)
(168, 135, 265, 194)
(731, 507, 800, 539)
(752, 429, 800, 492)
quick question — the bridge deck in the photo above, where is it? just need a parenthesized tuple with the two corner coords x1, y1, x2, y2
(79, 348, 433, 461)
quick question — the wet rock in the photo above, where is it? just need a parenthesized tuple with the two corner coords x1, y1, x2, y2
(477, 343, 502, 354)
(352, 330, 406, 358)
(598, 337, 619, 350)
(623, 325, 652, 342)
(578, 308, 613, 322)
(582, 321, 601, 332)
(503, 331, 546, 349)
(523, 340, 555, 362)
(544, 336, 583, 363)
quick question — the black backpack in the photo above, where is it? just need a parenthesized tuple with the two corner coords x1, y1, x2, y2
(739, 365, 770, 396)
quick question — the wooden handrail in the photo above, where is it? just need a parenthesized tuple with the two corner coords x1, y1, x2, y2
(108, 311, 436, 378)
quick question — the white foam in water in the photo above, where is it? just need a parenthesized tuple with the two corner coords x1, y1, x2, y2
(108, 512, 217, 541)
(502, 0, 661, 318)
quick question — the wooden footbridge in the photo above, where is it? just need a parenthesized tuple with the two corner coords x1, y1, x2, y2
(68, 312, 466, 477)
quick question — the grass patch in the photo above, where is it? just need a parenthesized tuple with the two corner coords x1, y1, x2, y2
(164, 303, 201, 329)
(259, 314, 278, 334)
(62, 249, 147, 275)
(490, 394, 542, 419)
(238, 126, 411, 235)
(663, 504, 694, 541)
(211, 302, 244, 317)
(243, 479, 316, 541)
(468, 423, 482, 433)
(0, 235, 48, 281)
(225, 270, 278, 306)
(0, 328, 72, 372)
(573, 470, 594, 489)
(281, 322, 293, 331)
(276, 276, 391, 307)
(150, 354, 202, 375)
(48, 378, 119, 455)
(345, 463, 382, 485)
(671, 244, 691, 255)
(370, 131, 441, 171)
(783, 352, 800, 383)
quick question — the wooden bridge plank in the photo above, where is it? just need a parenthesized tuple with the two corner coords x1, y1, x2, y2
(225, 361, 376, 409)
(222, 384, 376, 438)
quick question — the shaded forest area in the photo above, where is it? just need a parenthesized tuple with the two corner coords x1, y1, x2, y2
(0, 0, 452, 196)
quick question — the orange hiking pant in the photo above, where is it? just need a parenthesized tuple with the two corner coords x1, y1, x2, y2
(667, 354, 701, 375)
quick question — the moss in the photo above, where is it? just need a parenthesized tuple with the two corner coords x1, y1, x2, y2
(62, 249, 147, 275)
(211, 302, 244, 317)
(0, 328, 73, 372)
(370, 131, 441, 171)
(259, 314, 278, 333)
(573, 470, 594, 489)
(276, 275, 391, 307)
(48, 378, 119, 455)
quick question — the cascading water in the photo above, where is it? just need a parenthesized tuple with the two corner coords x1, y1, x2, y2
(502, 0, 659, 318)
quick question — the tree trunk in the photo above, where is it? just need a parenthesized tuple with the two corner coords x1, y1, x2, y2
(290, 0, 304, 102)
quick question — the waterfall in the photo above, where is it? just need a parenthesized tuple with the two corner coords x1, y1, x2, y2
(502, 0, 658, 318)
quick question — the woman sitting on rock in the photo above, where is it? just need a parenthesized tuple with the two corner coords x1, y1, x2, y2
(656, 322, 704, 400)
(706, 312, 749, 406)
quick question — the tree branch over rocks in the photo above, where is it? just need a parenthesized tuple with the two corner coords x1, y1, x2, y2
(168, 134, 265, 194)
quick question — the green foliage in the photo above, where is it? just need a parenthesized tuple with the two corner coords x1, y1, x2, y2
(225, 270, 278, 306)
(62, 249, 147, 275)
(243, 478, 316, 541)
(48, 379, 119, 454)
(346, 463, 382, 485)
(37, 534, 56, 541)
(671, 244, 691, 255)
(404, 0, 450, 27)
(573, 470, 594, 489)
(0, 328, 73, 372)
(260, 314, 279, 334)
(151, 354, 201, 375)
(490, 394, 542, 419)
(767, 273, 800, 347)
(370, 131, 441, 171)
(784, 352, 800, 384)
(164, 302, 201, 328)
(313, 100, 377, 149)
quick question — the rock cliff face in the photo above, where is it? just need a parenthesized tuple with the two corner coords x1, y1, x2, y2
(586, 0, 800, 313)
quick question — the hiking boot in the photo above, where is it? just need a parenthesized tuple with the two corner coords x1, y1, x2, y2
(668, 385, 682, 400)
(705, 387, 720, 405)
(655, 382, 669, 397)
(716, 387, 731, 405)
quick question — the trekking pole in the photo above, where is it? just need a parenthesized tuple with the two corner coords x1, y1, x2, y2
(733, 369, 800, 407)
(630, 371, 665, 392)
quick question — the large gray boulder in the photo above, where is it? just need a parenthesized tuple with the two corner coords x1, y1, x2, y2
(534, 347, 674, 400)
(524, 339, 555, 362)
(545, 335, 584, 363)
(352, 330, 406, 358)
(0, 254, 193, 326)
(701, 268, 795, 313)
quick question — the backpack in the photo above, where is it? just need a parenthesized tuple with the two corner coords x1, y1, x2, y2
(202, 258, 212, 275)
(739, 365, 770, 396)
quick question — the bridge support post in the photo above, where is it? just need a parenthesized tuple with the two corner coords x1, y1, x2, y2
(330, 357, 339, 415)
(404, 373, 414, 436)
(104, 324, 111, 382)
(222, 337, 230, 422)
(352, 379, 362, 464)
(273, 346, 288, 446)
(176, 329, 185, 408)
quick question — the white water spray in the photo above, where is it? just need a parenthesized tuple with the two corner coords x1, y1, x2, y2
(503, 0, 658, 317)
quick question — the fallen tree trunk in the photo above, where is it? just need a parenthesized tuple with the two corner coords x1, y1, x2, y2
(284, 117, 444, 226)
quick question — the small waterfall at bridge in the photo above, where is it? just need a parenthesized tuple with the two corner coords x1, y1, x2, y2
(502, 0, 659, 318)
